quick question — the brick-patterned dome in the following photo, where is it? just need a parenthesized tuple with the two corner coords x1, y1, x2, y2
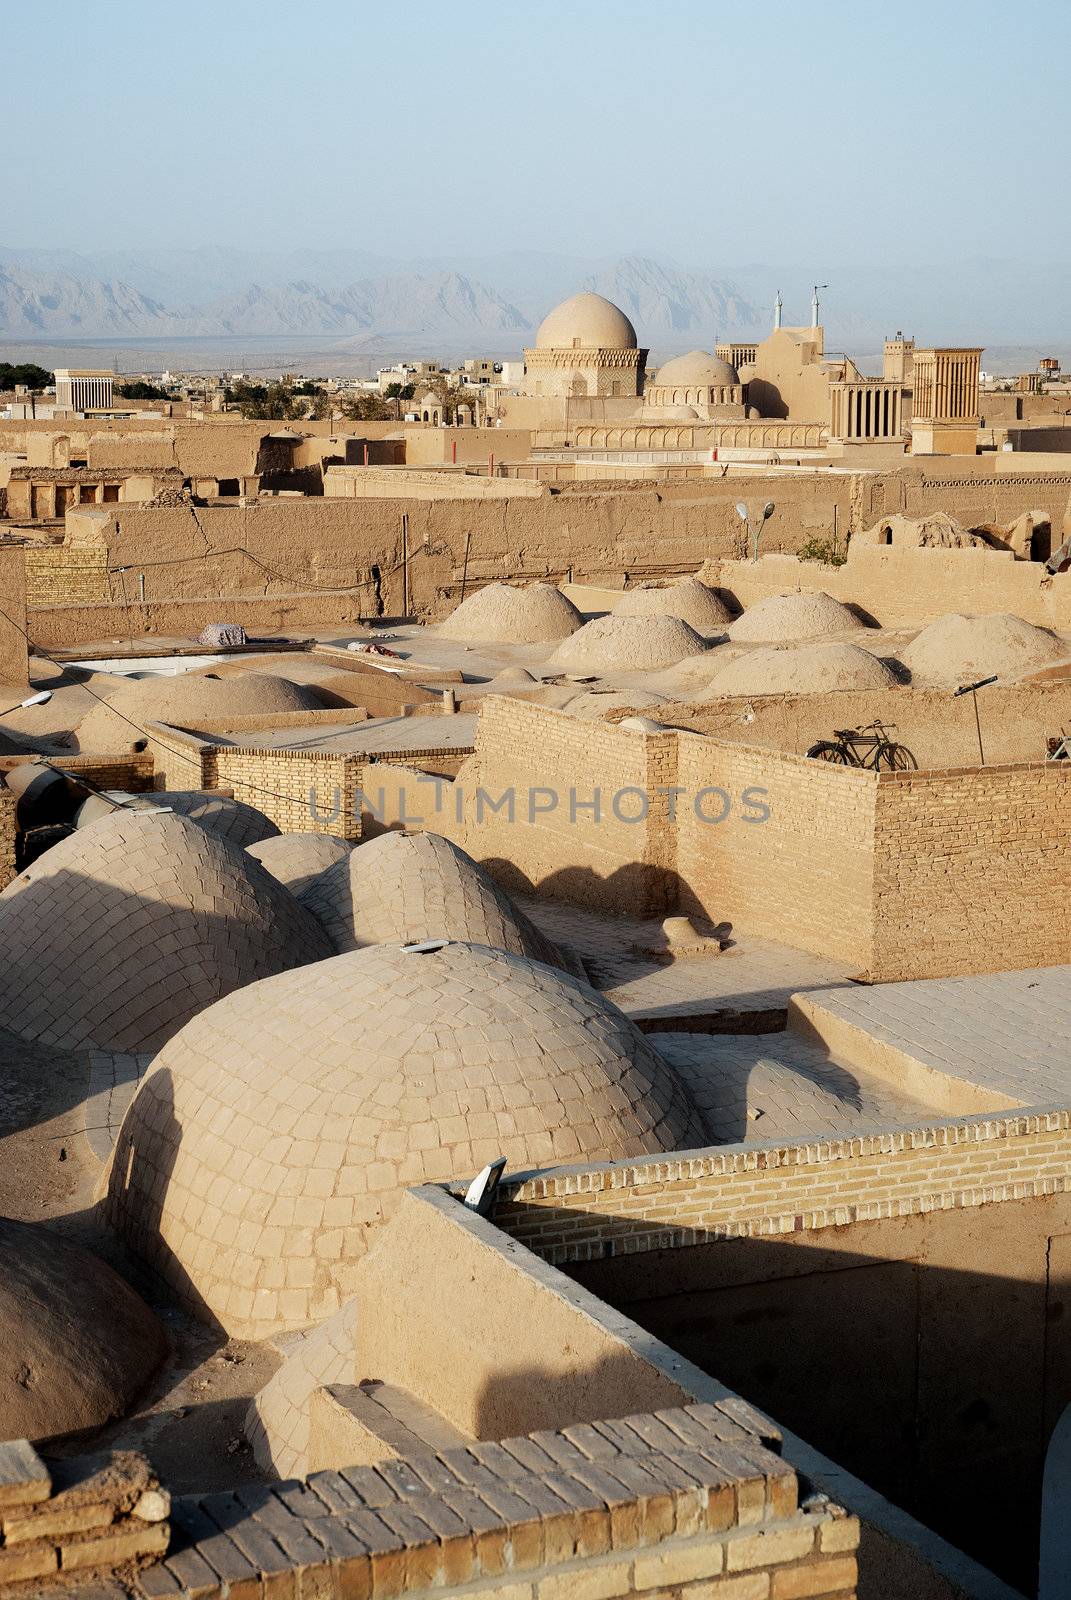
(77, 791, 280, 849)
(247, 832, 353, 895)
(299, 831, 572, 972)
(0, 810, 332, 1053)
(107, 941, 704, 1339)
(536, 292, 637, 351)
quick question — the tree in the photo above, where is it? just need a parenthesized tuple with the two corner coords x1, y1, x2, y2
(340, 391, 395, 422)
(383, 382, 415, 401)
(224, 379, 304, 421)
(115, 380, 169, 401)
(0, 362, 52, 391)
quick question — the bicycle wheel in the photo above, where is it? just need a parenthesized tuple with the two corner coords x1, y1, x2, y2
(806, 741, 853, 763)
(876, 742, 917, 771)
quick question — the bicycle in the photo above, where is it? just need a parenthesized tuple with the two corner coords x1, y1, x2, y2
(805, 721, 917, 771)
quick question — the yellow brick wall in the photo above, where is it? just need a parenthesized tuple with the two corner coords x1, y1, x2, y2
(869, 762, 1071, 980)
(495, 1111, 1071, 1267)
(24, 547, 109, 607)
(462, 697, 677, 914)
(675, 736, 877, 970)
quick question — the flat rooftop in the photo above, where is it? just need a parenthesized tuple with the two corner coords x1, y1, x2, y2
(199, 711, 479, 755)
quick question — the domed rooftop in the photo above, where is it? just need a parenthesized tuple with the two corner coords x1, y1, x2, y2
(438, 582, 583, 644)
(653, 350, 739, 387)
(247, 832, 353, 896)
(107, 941, 704, 1338)
(75, 671, 325, 754)
(900, 611, 1066, 685)
(614, 577, 733, 632)
(548, 615, 709, 672)
(536, 292, 637, 351)
(299, 831, 572, 973)
(727, 591, 866, 643)
(0, 1217, 166, 1443)
(0, 809, 332, 1053)
(77, 791, 280, 850)
(703, 641, 900, 697)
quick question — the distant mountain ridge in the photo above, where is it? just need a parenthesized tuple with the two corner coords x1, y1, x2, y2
(0, 245, 1066, 347)
(0, 250, 765, 343)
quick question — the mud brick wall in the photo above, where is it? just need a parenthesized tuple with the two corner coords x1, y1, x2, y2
(675, 736, 877, 970)
(493, 1111, 1071, 1266)
(0, 1442, 168, 1591)
(462, 698, 680, 915)
(870, 761, 1071, 981)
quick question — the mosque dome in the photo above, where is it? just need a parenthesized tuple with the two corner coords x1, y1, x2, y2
(536, 292, 637, 351)
(107, 941, 704, 1339)
(0, 809, 332, 1053)
(654, 350, 739, 387)
(0, 1217, 166, 1443)
(299, 831, 573, 973)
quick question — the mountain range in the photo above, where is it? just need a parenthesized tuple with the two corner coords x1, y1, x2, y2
(0, 247, 1066, 352)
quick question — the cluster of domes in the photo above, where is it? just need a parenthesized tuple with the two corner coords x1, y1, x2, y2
(107, 940, 704, 1339)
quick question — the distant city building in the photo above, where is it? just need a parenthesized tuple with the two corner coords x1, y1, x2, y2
(54, 368, 113, 412)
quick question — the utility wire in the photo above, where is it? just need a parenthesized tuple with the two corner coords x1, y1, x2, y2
(0, 602, 358, 815)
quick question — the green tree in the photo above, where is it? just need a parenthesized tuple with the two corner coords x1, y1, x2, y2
(115, 379, 169, 400)
(341, 391, 394, 422)
(0, 362, 53, 390)
(225, 379, 304, 421)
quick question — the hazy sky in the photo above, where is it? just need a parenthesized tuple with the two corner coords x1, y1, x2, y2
(9, 0, 1069, 263)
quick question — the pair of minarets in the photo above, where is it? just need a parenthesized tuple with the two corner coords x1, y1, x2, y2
(773, 287, 824, 330)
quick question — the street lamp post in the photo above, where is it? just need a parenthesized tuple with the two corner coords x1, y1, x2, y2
(735, 501, 775, 562)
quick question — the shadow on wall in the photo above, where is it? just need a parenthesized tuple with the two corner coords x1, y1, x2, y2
(480, 857, 682, 920)
(549, 1206, 1071, 1596)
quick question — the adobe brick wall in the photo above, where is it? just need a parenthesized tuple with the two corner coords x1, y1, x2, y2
(109, 1390, 860, 1600)
(675, 736, 877, 970)
(648, 679, 1071, 772)
(493, 1110, 1071, 1266)
(458, 697, 678, 915)
(705, 540, 1071, 630)
(0, 1442, 168, 1591)
(870, 762, 1071, 980)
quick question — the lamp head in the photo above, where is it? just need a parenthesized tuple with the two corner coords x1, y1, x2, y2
(734, 502, 749, 523)
(762, 501, 775, 521)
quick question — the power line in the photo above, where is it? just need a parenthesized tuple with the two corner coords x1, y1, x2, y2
(0, 603, 352, 816)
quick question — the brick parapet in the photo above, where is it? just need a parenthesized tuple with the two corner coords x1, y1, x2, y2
(492, 1109, 1071, 1265)
(109, 1404, 856, 1600)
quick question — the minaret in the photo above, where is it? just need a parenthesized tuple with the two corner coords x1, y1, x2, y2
(811, 285, 820, 328)
(773, 290, 783, 330)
